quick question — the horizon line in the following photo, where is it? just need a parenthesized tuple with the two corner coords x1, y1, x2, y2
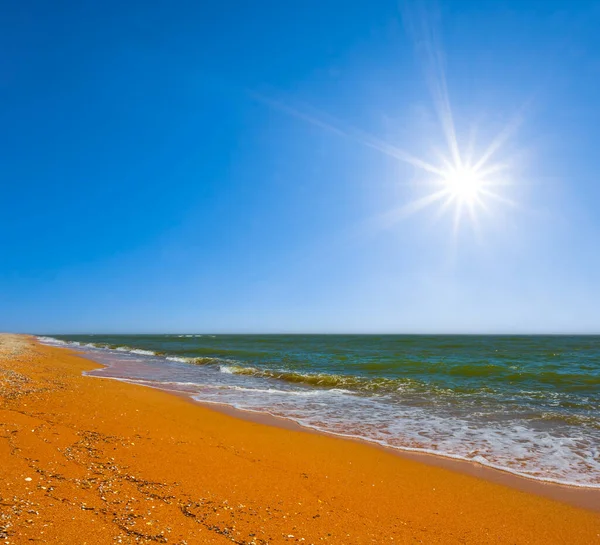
(30, 331, 600, 336)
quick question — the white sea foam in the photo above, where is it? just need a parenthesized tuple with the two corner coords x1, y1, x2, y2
(111, 378, 200, 388)
(222, 386, 329, 397)
(94, 345, 157, 356)
(128, 349, 156, 356)
(37, 336, 67, 345)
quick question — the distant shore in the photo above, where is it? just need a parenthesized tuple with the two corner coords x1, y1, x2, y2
(1, 334, 598, 544)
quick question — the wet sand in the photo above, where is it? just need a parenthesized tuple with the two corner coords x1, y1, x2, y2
(1, 334, 599, 544)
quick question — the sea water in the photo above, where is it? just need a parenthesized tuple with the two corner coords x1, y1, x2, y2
(38, 334, 600, 487)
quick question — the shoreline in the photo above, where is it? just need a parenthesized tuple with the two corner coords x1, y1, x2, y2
(52, 333, 600, 494)
(100, 372, 600, 513)
(185, 399, 600, 512)
(2, 335, 599, 543)
(74, 347, 600, 510)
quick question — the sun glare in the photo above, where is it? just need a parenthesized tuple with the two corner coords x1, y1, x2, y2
(379, 142, 516, 236)
(258, 6, 520, 238)
(442, 165, 483, 203)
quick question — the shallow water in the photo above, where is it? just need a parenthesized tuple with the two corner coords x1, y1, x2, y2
(38, 334, 600, 487)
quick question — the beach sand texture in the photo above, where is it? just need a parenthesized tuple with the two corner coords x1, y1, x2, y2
(0, 334, 598, 544)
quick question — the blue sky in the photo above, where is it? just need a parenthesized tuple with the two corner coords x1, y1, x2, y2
(2, 0, 600, 333)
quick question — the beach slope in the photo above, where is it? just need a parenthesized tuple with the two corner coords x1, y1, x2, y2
(0, 334, 598, 544)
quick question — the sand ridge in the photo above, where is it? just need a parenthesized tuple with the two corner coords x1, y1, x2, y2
(0, 335, 598, 544)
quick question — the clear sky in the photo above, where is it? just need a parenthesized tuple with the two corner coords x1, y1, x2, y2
(2, 0, 600, 334)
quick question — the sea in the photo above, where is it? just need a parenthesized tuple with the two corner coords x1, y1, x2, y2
(37, 334, 600, 488)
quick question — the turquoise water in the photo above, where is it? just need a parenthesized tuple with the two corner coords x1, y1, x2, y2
(39, 334, 600, 487)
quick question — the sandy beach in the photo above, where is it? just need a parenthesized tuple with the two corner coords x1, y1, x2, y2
(1, 334, 598, 544)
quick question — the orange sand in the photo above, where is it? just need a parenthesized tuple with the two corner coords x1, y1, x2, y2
(0, 335, 598, 544)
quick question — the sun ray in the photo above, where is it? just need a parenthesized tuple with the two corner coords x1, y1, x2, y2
(464, 122, 480, 168)
(403, 1, 462, 168)
(429, 193, 457, 226)
(256, 86, 518, 235)
(252, 93, 447, 177)
(471, 111, 525, 171)
(472, 194, 491, 214)
(466, 200, 485, 246)
(452, 199, 464, 237)
(373, 188, 450, 229)
(478, 188, 518, 208)
(475, 162, 511, 178)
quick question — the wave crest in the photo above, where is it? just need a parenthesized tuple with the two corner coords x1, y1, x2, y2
(219, 365, 422, 392)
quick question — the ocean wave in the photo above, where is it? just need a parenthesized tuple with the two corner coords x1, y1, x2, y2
(37, 337, 600, 408)
(212, 363, 596, 411)
(58, 337, 600, 394)
(120, 380, 337, 397)
(213, 362, 600, 397)
(37, 336, 68, 345)
(166, 355, 224, 365)
(535, 412, 600, 430)
(110, 346, 156, 356)
(128, 348, 156, 356)
(218, 385, 337, 397)
(49, 339, 232, 366)
(218, 364, 424, 392)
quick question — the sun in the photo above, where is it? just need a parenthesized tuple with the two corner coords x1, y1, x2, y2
(442, 165, 484, 204)
(378, 144, 515, 235)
